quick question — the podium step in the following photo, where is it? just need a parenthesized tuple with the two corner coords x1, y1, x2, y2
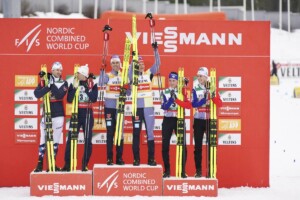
(163, 177, 218, 197)
(93, 164, 163, 196)
(30, 171, 92, 196)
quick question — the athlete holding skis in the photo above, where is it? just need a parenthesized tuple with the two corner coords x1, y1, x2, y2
(161, 72, 191, 178)
(99, 55, 129, 165)
(33, 62, 68, 172)
(129, 42, 160, 166)
(62, 64, 98, 171)
(192, 67, 222, 177)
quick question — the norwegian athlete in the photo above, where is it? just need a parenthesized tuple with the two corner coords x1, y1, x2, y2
(33, 62, 68, 172)
(62, 64, 98, 171)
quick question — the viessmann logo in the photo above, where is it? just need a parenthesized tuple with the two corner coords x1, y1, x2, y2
(15, 24, 41, 52)
(167, 182, 215, 194)
(126, 27, 242, 53)
(37, 183, 86, 194)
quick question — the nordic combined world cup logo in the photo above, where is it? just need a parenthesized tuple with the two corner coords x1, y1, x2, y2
(15, 24, 41, 52)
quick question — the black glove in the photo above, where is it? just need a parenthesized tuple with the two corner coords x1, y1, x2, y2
(211, 91, 216, 99)
(132, 51, 136, 56)
(152, 41, 158, 49)
(83, 82, 89, 93)
(38, 71, 46, 78)
(48, 74, 54, 88)
(184, 77, 189, 86)
(170, 90, 177, 100)
(88, 73, 96, 79)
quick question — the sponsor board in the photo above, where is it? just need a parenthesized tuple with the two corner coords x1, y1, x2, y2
(93, 164, 163, 196)
(218, 104, 241, 116)
(152, 90, 162, 103)
(30, 171, 92, 196)
(14, 89, 37, 101)
(92, 133, 107, 144)
(154, 104, 164, 117)
(142, 132, 162, 144)
(163, 178, 218, 196)
(124, 133, 133, 144)
(218, 76, 241, 88)
(14, 118, 38, 130)
(218, 133, 241, 145)
(15, 75, 38, 87)
(218, 119, 241, 131)
(219, 91, 241, 103)
(15, 104, 38, 116)
(15, 132, 38, 144)
(276, 61, 300, 78)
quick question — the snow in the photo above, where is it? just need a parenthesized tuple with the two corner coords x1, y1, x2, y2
(1, 12, 300, 199)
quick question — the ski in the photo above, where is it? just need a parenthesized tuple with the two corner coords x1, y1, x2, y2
(40, 65, 55, 172)
(82, 73, 96, 171)
(175, 67, 186, 178)
(209, 68, 217, 178)
(131, 15, 139, 117)
(70, 65, 79, 171)
(114, 37, 131, 146)
(98, 24, 112, 124)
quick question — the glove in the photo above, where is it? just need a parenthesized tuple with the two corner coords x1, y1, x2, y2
(184, 77, 189, 86)
(152, 41, 158, 49)
(48, 75, 54, 88)
(84, 82, 89, 93)
(211, 91, 216, 99)
(38, 71, 46, 78)
(170, 90, 177, 100)
(88, 73, 96, 79)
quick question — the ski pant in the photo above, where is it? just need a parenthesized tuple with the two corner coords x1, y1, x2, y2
(132, 107, 155, 161)
(162, 117, 187, 173)
(104, 107, 124, 161)
(38, 116, 64, 161)
(193, 118, 206, 171)
(64, 109, 94, 167)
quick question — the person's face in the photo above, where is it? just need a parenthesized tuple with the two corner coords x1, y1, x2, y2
(51, 68, 62, 78)
(197, 75, 208, 85)
(138, 60, 145, 72)
(111, 60, 120, 72)
(77, 72, 87, 81)
(169, 78, 178, 89)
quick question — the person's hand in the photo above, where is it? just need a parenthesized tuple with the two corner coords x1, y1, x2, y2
(48, 75, 54, 88)
(38, 71, 46, 78)
(170, 90, 177, 100)
(211, 91, 216, 99)
(184, 77, 189, 86)
(152, 41, 158, 49)
(73, 77, 79, 89)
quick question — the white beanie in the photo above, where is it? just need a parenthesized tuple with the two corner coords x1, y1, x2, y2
(78, 64, 89, 78)
(197, 67, 208, 77)
(52, 62, 63, 71)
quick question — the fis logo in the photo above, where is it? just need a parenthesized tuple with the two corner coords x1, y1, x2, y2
(97, 170, 119, 193)
(15, 24, 41, 52)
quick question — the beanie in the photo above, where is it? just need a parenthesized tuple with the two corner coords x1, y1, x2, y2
(197, 67, 208, 77)
(78, 64, 89, 78)
(52, 62, 63, 71)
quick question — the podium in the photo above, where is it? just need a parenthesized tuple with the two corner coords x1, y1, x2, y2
(30, 171, 92, 196)
(93, 164, 163, 196)
(163, 177, 218, 197)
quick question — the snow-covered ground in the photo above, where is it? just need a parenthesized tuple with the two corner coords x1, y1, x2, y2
(1, 12, 300, 199)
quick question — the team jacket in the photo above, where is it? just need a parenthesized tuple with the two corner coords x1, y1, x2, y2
(128, 48, 160, 108)
(67, 81, 98, 117)
(34, 77, 68, 118)
(98, 70, 130, 109)
(192, 84, 222, 119)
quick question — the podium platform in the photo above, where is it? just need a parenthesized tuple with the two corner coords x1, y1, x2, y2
(163, 177, 218, 197)
(30, 171, 92, 196)
(93, 164, 163, 196)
